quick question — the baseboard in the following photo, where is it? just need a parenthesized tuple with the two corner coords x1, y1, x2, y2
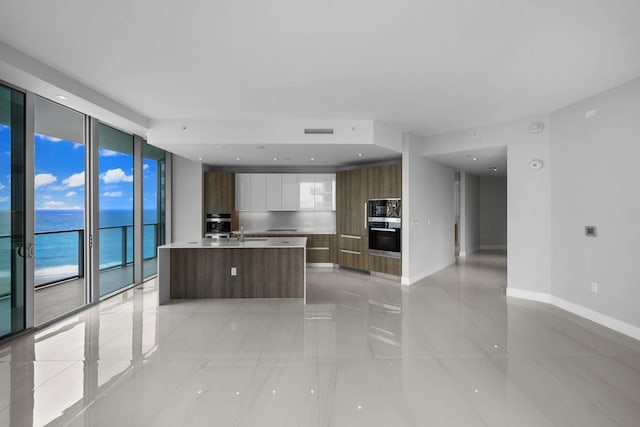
(507, 288, 640, 341)
(506, 288, 551, 303)
(402, 259, 455, 286)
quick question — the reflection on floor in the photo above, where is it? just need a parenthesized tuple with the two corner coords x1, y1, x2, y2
(34, 258, 158, 326)
(2, 251, 640, 426)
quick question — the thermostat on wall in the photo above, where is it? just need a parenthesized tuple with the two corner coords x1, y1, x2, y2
(585, 226, 597, 237)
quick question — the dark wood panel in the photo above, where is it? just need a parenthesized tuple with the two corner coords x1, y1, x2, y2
(337, 168, 368, 236)
(368, 253, 401, 276)
(368, 163, 401, 199)
(204, 172, 235, 213)
(169, 247, 304, 299)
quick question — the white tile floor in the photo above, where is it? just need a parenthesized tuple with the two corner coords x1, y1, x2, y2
(1, 251, 640, 426)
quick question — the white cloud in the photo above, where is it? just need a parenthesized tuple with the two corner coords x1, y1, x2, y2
(42, 200, 67, 209)
(62, 171, 85, 187)
(35, 173, 57, 188)
(39, 134, 63, 143)
(101, 168, 133, 184)
(99, 149, 120, 157)
(0, 196, 9, 202)
(72, 143, 83, 150)
(102, 191, 123, 198)
(0, 182, 4, 190)
(65, 191, 77, 197)
(143, 164, 149, 170)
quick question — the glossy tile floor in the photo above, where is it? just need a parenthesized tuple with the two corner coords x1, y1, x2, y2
(1, 251, 640, 426)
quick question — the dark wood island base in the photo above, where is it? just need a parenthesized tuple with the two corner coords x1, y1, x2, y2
(158, 237, 307, 304)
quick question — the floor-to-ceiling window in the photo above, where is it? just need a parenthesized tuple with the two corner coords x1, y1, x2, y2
(142, 141, 165, 279)
(98, 124, 134, 297)
(0, 83, 26, 338)
(33, 97, 87, 324)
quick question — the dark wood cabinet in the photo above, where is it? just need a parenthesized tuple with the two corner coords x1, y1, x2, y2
(368, 253, 401, 276)
(336, 163, 402, 276)
(306, 234, 335, 264)
(336, 168, 369, 271)
(368, 163, 401, 199)
(204, 172, 235, 213)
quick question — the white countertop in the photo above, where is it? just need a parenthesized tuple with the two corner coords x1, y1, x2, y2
(159, 237, 307, 249)
(232, 229, 335, 235)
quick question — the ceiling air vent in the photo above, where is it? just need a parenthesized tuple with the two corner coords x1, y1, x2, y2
(304, 128, 334, 135)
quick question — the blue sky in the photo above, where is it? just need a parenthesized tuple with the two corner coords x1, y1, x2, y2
(0, 125, 159, 212)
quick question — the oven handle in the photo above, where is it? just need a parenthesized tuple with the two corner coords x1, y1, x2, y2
(371, 228, 397, 232)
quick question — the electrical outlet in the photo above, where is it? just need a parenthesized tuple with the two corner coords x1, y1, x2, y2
(231, 267, 237, 276)
(591, 282, 598, 293)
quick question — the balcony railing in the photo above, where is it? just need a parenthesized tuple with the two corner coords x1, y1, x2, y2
(31, 223, 161, 287)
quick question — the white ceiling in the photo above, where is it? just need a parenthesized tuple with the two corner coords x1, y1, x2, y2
(1, 0, 640, 170)
(427, 146, 508, 177)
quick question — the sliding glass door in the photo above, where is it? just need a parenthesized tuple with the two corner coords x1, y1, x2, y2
(142, 142, 165, 279)
(0, 84, 26, 338)
(98, 124, 134, 297)
(33, 96, 87, 325)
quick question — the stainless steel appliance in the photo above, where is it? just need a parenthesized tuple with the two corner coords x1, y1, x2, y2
(368, 199, 401, 257)
(205, 213, 231, 237)
(368, 198, 401, 218)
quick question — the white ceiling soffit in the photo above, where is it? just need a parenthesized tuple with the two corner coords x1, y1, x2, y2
(427, 146, 508, 177)
(165, 143, 400, 167)
(0, 1, 639, 139)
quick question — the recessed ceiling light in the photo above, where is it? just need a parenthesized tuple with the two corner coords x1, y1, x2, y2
(198, 157, 203, 161)
(489, 167, 498, 172)
(55, 95, 68, 100)
(236, 157, 241, 161)
(310, 157, 315, 161)
(273, 157, 278, 161)
(357, 153, 364, 157)
(472, 157, 478, 161)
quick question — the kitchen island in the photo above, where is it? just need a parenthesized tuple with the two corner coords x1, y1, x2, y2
(157, 237, 307, 304)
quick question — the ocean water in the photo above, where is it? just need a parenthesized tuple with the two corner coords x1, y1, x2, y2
(0, 209, 160, 288)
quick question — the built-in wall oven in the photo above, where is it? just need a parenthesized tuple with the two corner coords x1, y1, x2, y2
(368, 199, 401, 258)
(205, 213, 231, 238)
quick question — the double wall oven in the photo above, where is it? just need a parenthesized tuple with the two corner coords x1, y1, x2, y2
(368, 199, 401, 258)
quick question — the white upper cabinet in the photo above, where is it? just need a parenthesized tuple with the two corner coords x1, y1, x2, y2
(314, 174, 336, 211)
(297, 174, 315, 211)
(266, 174, 283, 211)
(235, 173, 251, 211)
(250, 173, 267, 211)
(235, 173, 335, 212)
(282, 174, 299, 210)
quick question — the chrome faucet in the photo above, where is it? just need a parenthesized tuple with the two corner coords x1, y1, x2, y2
(239, 224, 245, 242)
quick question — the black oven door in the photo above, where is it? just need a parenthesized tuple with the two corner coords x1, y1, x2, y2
(368, 222, 401, 255)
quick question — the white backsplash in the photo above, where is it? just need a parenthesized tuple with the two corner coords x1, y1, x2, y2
(238, 211, 336, 232)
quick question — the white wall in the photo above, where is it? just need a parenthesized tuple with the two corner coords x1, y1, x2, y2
(171, 154, 203, 242)
(479, 176, 507, 249)
(550, 77, 640, 334)
(423, 115, 551, 296)
(459, 172, 480, 256)
(402, 134, 455, 285)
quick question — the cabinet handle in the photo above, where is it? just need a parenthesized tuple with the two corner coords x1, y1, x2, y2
(364, 202, 368, 230)
(371, 228, 397, 232)
(340, 249, 361, 255)
(308, 247, 330, 251)
(341, 234, 361, 240)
